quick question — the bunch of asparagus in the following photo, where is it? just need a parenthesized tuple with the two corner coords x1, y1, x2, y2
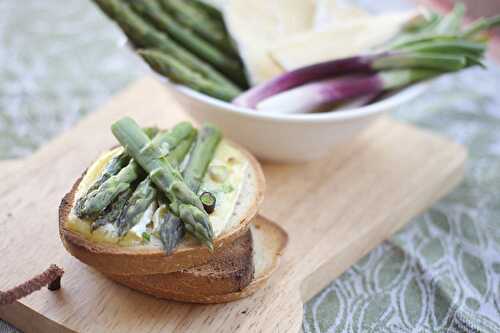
(93, 0, 247, 101)
(75, 118, 222, 252)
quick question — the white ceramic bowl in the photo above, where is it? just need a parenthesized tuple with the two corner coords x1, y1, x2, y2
(163, 78, 427, 163)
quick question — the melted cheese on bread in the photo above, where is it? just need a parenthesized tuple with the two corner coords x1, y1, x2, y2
(66, 141, 249, 247)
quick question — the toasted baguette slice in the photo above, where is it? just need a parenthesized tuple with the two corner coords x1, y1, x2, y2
(107, 229, 255, 298)
(59, 140, 265, 275)
(108, 216, 288, 303)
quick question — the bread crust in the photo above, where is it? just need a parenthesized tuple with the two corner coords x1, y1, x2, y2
(59, 141, 265, 275)
(107, 230, 254, 298)
(107, 274, 267, 304)
(107, 217, 288, 304)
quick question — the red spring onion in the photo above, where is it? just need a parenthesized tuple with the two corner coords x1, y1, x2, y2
(256, 69, 438, 114)
(233, 52, 466, 108)
(233, 56, 375, 108)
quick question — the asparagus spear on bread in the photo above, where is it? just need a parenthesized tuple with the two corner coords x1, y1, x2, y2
(59, 139, 264, 275)
(60, 120, 270, 268)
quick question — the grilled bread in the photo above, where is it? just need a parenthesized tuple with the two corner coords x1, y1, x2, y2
(107, 216, 287, 303)
(59, 140, 265, 276)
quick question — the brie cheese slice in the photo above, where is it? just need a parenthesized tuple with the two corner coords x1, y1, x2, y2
(223, 0, 315, 85)
(314, 0, 371, 31)
(270, 11, 416, 71)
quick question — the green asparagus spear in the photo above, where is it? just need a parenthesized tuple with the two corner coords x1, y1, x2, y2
(93, 0, 240, 91)
(80, 160, 143, 220)
(158, 213, 185, 254)
(117, 128, 197, 236)
(183, 124, 221, 191)
(165, 126, 197, 167)
(200, 191, 216, 213)
(77, 122, 194, 219)
(151, 121, 194, 157)
(112, 118, 205, 212)
(159, 0, 238, 57)
(139, 49, 239, 101)
(111, 117, 214, 248)
(159, 124, 221, 254)
(116, 177, 157, 236)
(91, 188, 132, 231)
(129, 0, 246, 87)
(179, 204, 213, 248)
(74, 127, 158, 217)
(191, 0, 225, 21)
(143, 126, 160, 138)
(74, 151, 130, 217)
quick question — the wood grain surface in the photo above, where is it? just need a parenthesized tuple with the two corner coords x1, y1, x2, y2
(0, 77, 466, 333)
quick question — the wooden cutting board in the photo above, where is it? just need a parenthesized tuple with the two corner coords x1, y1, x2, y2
(0, 77, 466, 333)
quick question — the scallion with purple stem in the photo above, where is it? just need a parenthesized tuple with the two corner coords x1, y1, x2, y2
(233, 57, 375, 108)
(256, 69, 438, 114)
(234, 51, 466, 109)
(234, 5, 500, 113)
